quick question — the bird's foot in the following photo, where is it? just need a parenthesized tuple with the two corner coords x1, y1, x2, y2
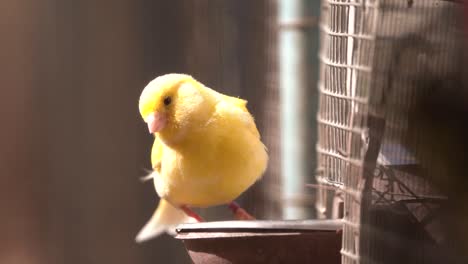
(180, 205, 204, 222)
(228, 201, 256, 220)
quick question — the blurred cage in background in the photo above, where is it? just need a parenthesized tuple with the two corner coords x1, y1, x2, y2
(315, 0, 466, 263)
(316, 0, 378, 261)
(315, 0, 377, 219)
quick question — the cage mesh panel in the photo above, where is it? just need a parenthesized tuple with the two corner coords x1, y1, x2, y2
(316, 0, 379, 262)
(317, 0, 377, 185)
(317, 0, 464, 263)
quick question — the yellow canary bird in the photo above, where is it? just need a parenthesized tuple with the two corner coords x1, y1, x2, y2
(135, 73, 268, 242)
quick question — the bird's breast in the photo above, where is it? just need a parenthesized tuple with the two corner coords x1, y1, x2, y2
(157, 124, 267, 207)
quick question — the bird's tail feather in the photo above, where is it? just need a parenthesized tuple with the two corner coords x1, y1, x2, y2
(135, 199, 196, 243)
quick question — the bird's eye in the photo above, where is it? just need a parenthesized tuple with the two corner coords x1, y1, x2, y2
(163, 96, 172, 106)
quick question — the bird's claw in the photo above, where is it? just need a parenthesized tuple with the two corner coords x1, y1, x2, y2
(228, 201, 256, 220)
(180, 205, 204, 222)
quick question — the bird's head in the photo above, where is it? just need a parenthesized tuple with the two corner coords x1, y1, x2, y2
(139, 73, 215, 144)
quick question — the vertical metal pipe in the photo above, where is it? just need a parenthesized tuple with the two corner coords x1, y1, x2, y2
(278, 0, 312, 219)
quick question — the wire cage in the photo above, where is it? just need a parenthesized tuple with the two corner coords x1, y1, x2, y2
(316, 0, 378, 261)
(316, 0, 466, 263)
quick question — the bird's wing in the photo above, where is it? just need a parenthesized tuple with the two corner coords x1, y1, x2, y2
(220, 94, 248, 111)
(215, 97, 261, 139)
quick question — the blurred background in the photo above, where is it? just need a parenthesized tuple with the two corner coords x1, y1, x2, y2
(0, 0, 320, 263)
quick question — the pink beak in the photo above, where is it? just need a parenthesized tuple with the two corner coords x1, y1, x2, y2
(146, 112, 167, 134)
